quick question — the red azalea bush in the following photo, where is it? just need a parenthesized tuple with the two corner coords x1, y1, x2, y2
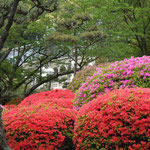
(6, 98, 22, 105)
(4, 104, 17, 110)
(3, 103, 77, 150)
(19, 89, 75, 108)
(73, 88, 150, 150)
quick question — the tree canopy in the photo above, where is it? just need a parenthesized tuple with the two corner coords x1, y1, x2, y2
(0, 0, 58, 52)
(92, 0, 150, 56)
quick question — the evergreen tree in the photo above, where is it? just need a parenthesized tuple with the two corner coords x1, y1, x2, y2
(47, 1, 106, 74)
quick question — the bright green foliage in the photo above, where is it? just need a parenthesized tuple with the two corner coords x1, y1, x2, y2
(92, 0, 150, 56)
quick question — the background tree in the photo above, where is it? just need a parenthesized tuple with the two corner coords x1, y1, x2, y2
(48, 0, 106, 74)
(91, 0, 150, 57)
(0, 0, 58, 53)
(0, 18, 75, 104)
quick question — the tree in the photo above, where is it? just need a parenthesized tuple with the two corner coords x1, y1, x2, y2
(0, 0, 70, 104)
(0, 106, 11, 150)
(0, 13, 82, 104)
(91, 0, 150, 56)
(0, 0, 58, 53)
(0, 34, 74, 104)
(0, 1, 59, 149)
(47, 0, 106, 74)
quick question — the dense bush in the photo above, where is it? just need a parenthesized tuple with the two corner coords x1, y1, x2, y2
(3, 105, 76, 149)
(73, 88, 150, 150)
(68, 63, 111, 93)
(3, 89, 77, 150)
(68, 66, 97, 93)
(6, 98, 22, 105)
(19, 89, 75, 108)
(74, 56, 150, 109)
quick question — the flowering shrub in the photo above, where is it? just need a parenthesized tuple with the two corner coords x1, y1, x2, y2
(3, 103, 77, 150)
(68, 63, 111, 93)
(68, 66, 97, 93)
(74, 56, 150, 109)
(4, 104, 16, 110)
(6, 98, 22, 105)
(73, 88, 150, 150)
(19, 89, 75, 108)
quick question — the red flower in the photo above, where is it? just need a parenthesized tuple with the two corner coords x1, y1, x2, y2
(3, 89, 77, 150)
(73, 88, 150, 149)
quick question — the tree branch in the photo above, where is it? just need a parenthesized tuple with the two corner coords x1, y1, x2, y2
(0, 0, 20, 51)
(0, 48, 12, 64)
(24, 69, 75, 97)
(14, 52, 67, 90)
(31, 0, 58, 13)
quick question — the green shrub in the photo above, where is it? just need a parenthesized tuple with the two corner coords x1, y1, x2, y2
(68, 63, 111, 93)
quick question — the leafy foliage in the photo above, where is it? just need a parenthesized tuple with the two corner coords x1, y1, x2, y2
(47, 1, 106, 74)
(92, 0, 150, 56)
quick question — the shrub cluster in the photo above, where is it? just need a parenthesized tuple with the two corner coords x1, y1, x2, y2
(73, 88, 150, 150)
(74, 56, 150, 109)
(68, 66, 97, 93)
(6, 98, 22, 105)
(68, 63, 111, 93)
(3, 89, 77, 150)
(2, 56, 150, 150)
(19, 89, 75, 109)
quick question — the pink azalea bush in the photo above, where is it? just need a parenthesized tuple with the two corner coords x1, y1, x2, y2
(74, 56, 150, 109)
(73, 88, 150, 150)
(68, 66, 98, 93)
(3, 89, 77, 150)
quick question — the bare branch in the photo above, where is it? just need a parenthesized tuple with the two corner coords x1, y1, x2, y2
(0, 48, 12, 64)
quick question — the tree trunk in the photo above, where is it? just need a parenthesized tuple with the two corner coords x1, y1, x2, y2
(48, 80, 51, 90)
(0, 0, 20, 52)
(0, 107, 11, 150)
(74, 46, 78, 75)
